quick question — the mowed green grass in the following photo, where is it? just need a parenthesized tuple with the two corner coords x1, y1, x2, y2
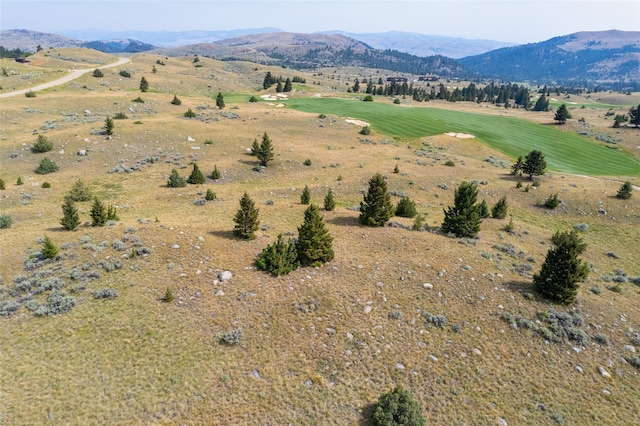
(289, 98, 640, 176)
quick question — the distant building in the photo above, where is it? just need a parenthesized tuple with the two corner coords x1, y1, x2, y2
(418, 76, 439, 82)
(15, 58, 30, 63)
(386, 77, 408, 83)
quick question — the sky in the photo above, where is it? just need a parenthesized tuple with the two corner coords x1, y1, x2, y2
(1, 0, 639, 44)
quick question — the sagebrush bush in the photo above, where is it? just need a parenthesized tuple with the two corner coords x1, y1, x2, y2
(35, 290, 76, 316)
(219, 328, 242, 345)
(0, 300, 20, 316)
(593, 333, 609, 346)
(424, 311, 448, 328)
(94, 288, 119, 299)
(0, 213, 12, 229)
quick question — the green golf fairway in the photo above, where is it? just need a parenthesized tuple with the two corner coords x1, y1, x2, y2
(289, 98, 639, 176)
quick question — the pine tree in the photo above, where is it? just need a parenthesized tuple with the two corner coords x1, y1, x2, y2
(107, 205, 119, 221)
(523, 150, 546, 180)
(263, 71, 275, 89)
(68, 179, 92, 201)
(250, 138, 260, 156)
(41, 236, 59, 259)
(533, 94, 549, 111)
(491, 196, 508, 219)
(60, 197, 80, 230)
(139, 76, 149, 92)
(35, 157, 59, 174)
(441, 181, 483, 238)
(216, 92, 225, 109)
(255, 234, 299, 276)
(359, 173, 394, 227)
(616, 181, 633, 200)
(534, 230, 588, 304)
(297, 204, 334, 267)
(32, 134, 53, 153)
(92, 68, 104, 78)
(16, 176, 24, 186)
(167, 169, 186, 188)
(90, 197, 107, 227)
(511, 155, 524, 176)
(324, 189, 336, 211)
(372, 385, 426, 426)
(171, 95, 182, 105)
(478, 199, 490, 219)
(257, 132, 274, 167)
(275, 81, 283, 93)
(205, 188, 216, 201)
(233, 192, 260, 240)
(628, 104, 640, 127)
(352, 78, 360, 93)
(300, 185, 311, 205)
(187, 163, 205, 184)
(211, 165, 221, 180)
(395, 197, 418, 218)
(283, 78, 292, 92)
(554, 104, 572, 124)
(104, 116, 114, 136)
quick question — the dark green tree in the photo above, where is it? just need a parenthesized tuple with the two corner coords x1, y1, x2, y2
(41, 236, 59, 259)
(104, 116, 114, 136)
(233, 192, 260, 240)
(395, 197, 418, 218)
(554, 104, 572, 124)
(263, 71, 275, 89)
(60, 197, 80, 231)
(107, 205, 119, 221)
(250, 138, 260, 156)
(441, 181, 483, 238)
(171, 95, 182, 105)
(187, 163, 205, 184)
(183, 108, 196, 118)
(0, 178, 5, 190)
(275, 81, 283, 93)
(629, 104, 640, 128)
(139, 76, 149, 92)
(68, 179, 93, 201)
(523, 150, 546, 180)
(534, 230, 588, 304)
(167, 169, 186, 188)
(491, 196, 508, 219)
(296, 204, 334, 267)
(478, 199, 490, 219)
(616, 181, 633, 199)
(255, 234, 300, 276)
(16, 176, 24, 185)
(35, 157, 59, 174)
(211, 165, 221, 180)
(90, 197, 107, 227)
(92, 68, 104, 78)
(300, 185, 311, 205)
(371, 385, 426, 426)
(283, 77, 292, 92)
(533, 94, 549, 111)
(324, 189, 336, 211)
(32, 134, 53, 153)
(257, 132, 274, 167)
(216, 92, 225, 109)
(205, 188, 216, 201)
(511, 155, 524, 176)
(359, 173, 394, 227)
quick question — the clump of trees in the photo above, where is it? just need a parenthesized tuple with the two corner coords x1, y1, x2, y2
(534, 230, 588, 304)
(441, 181, 483, 238)
(359, 173, 394, 227)
(512, 150, 547, 180)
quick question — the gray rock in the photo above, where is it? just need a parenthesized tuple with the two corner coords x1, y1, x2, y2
(623, 345, 636, 353)
(171, 244, 180, 249)
(575, 366, 583, 373)
(364, 305, 372, 314)
(214, 289, 225, 296)
(498, 417, 508, 426)
(77, 150, 87, 156)
(218, 270, 232, 281)
(423, 283, 433, 290)
(598, 367, 611, 378)
(395, 363, 406, 370)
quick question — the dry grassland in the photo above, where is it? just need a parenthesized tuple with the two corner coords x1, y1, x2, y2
(0, 53, 639, 425)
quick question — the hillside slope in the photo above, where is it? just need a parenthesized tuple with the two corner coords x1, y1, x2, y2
(459, 30, 640, 85)
(0, 29, 155, 53)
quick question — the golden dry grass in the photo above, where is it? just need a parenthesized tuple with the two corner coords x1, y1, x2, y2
(0, 52, 639, 425)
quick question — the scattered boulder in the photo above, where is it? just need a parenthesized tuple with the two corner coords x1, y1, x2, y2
(423, 283, 433, 290)
(598, 367, 611, 378)
(77, 149, 87, 156)
(218, 270, 232, 281)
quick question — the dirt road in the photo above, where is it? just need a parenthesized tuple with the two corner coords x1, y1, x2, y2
(0, 57, 131, 99)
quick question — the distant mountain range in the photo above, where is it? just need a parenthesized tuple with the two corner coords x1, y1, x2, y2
(0, 29, 155, 53)
(459, 30, 640, 85)
(2, 28, 638, 86)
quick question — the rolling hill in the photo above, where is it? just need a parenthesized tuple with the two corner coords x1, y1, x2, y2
(459, 30, 640, 86)
(154, 32, 467, 76)
(0, 29, 156, 53)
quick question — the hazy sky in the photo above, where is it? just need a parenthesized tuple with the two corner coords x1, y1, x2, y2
(2, 0, 639, 44)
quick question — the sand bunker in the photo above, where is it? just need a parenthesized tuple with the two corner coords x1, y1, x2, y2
(445, 132, 476, 139)
(261, 94, 289, 101)
(345, 118, 370, 127)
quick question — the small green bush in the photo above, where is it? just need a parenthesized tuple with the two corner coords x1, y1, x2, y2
(132, 96, 145, 103)
(41, 235, 59, 259)
(161, 287, 174, 302)
(616, 181, 633, 200)
(183, 108, 196, 118)
(362, 95, 373, 102)
(211, 165, 221, 180)
(0, 213, 12, 229)
(248, 96, 259, 102)
(41, 181, 51, 188)
(205, 189, 216, 201)
(255, 234, 300, 276)
(68, 179, 93, 202)
(171, 95, 182, 105)
(393, 98, 401, 104)
(113, 112, 127, 119)
(187, 163, 205, 184)
(119, 69, 131, 78)
(324, 189, 336, 211)
(25, 90, 36, 98)
(359, 126, 371, 135)
(303, 159, 312, 166)
(491, 196, 508, 219)
(16, 176, 24, 186)
(544, 193, 560, 209)
(92, 68, 104, 77)
(35, 157, 59, 174)
(444, 160, 455, 167)
(32, 134, 53, 153)
(0, 178, 5, 190)
(371, 385, 425, 426)
(167, 169, 187, 188)
(395, 197, 418, 218)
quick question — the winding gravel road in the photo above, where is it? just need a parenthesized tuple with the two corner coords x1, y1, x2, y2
(0, 57, 131, 99)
